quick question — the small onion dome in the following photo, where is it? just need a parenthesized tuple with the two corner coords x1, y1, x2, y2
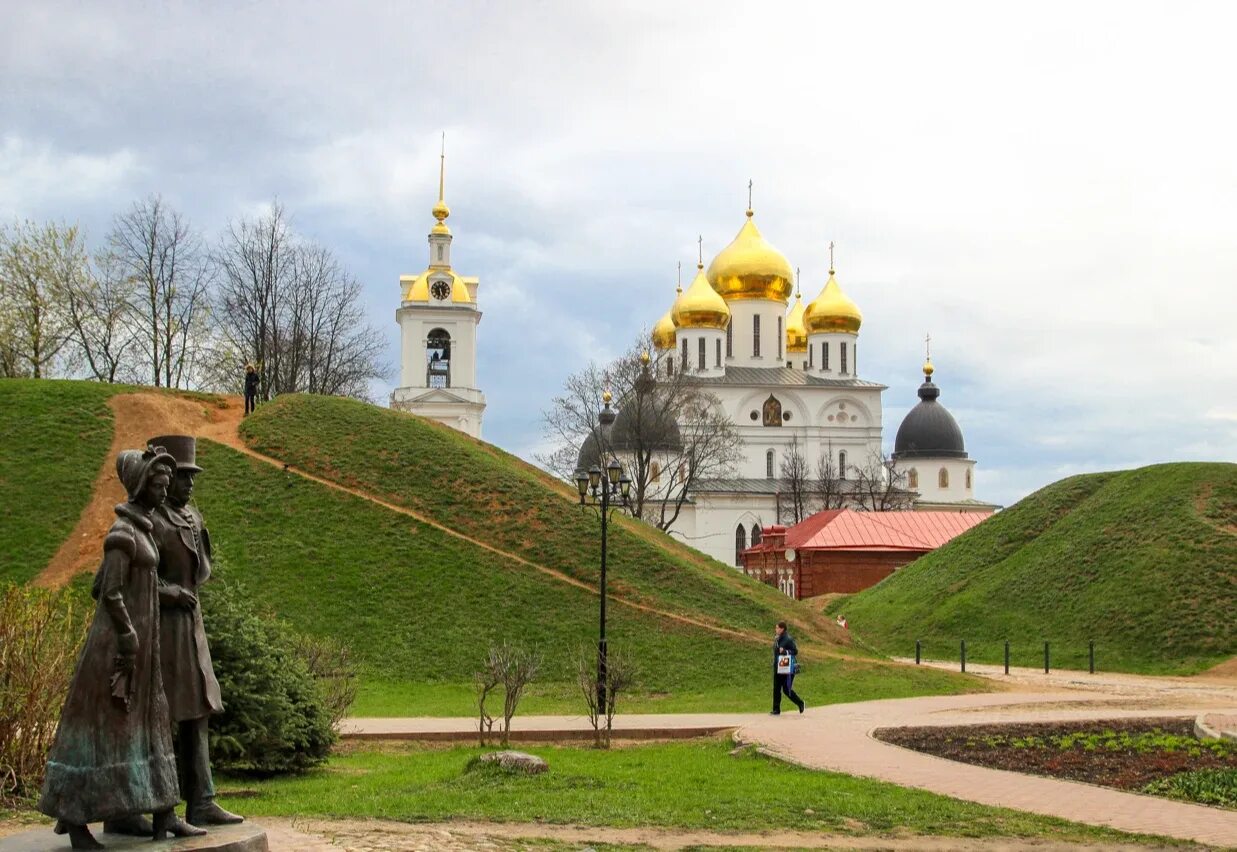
(431, 198, 451, 235)
(705, 211, 794, 303)
(652, 306, 677, 350)
(672, 263, 731, 330)
(785, 292, 808, 353)
(892, 365, 967, 460)
(805, 270, 862, 334)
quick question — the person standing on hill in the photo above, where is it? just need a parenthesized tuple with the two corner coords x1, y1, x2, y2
(772, 620, 805, 715)
(243, 364, 259, 415)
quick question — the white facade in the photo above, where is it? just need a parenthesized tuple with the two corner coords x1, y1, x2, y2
(390, 154, 486, 438)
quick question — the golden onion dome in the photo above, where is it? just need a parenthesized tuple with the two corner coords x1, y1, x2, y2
(673, 263, 731, 330)
(705, 211, 794, 302)
(923, 359, 934, 377)
(785, 292, 808, 353)
(652, 306, 677, 350)
(805, 270, 862, 334)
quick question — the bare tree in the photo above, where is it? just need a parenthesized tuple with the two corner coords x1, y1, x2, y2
(852, 452, 914, 511)
(539, 336, 741, 533)
(474, 643, 542, 747)
(62, 250, 139, 383)
(812, 443, 849, 512)
(574, 646, 638, 749)
(213, 204, 385, 401)
(0, 221, 84, 378)
(779, 436, 811, 524)
(108, 195, 212, 388)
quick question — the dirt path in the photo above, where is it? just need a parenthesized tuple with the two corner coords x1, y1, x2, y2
(32, 393, 836, 658)
(256, 817, 1168, 851)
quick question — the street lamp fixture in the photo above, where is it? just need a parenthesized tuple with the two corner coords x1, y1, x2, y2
(573, 390, 634, 726)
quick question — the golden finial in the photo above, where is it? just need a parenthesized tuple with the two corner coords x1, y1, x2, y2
(697, 234, 704, 270)
(923, 333, 934, 376)
(746, 179, 754, 217)
(676, 261, 682, 293)
(602, 389, 613, 404)
(795, 266, 801, 298)
(828, 240, 835, 275)
(432, 133, 450, 223)
(640, 350, 650, 365)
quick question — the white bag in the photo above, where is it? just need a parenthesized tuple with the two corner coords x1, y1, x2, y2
(776, 654, 793, 675)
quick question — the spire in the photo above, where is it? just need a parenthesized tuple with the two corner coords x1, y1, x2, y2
(697, 234, 704, 270)
(431, 133, 450, 228)
(828, 240, 835, 275)
(676, 261, 683, 294)
(795, 266, 801, 298)
(923, 332, 934, 377)
(746, 179, 754, 218)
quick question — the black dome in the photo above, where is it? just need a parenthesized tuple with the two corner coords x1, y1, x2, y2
(575, 396, 681, 471)
(892, 375, 967, 460)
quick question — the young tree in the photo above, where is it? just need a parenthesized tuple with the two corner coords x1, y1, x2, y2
(852, 452, 914, 511)
(778, 435, 811, 524)
(812, 443, 849, 512)
(108, 195, 212, 388)
(0, 220, 84, 378)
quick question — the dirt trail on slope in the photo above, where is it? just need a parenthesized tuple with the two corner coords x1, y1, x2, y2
(33, 393, 837, 656)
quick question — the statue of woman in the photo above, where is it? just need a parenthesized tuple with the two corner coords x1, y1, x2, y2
(38, 447, 204, 848)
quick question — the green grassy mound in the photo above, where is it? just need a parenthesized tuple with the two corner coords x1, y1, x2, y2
(0, 379, 116, 584)
(238, 394, 809, 639)
(195, 440, 969, 715)
(831, 463, 1237, 674)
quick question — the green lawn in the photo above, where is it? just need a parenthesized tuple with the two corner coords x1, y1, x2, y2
(0, 379, 116, 584)
(237, 394, 832, 640)
(831, 463, 1237, 674)
(217, 740, 1169, 845)
(194, 439, 974, 716)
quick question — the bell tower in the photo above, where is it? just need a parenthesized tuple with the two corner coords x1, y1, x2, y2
(390, 138, 486, 438)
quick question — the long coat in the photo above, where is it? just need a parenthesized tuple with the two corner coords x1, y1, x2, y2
(152, 502, 223, 722)
(39, 504, 179, 825)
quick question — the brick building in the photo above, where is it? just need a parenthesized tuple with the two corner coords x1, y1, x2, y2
(741, 509, 990, 598)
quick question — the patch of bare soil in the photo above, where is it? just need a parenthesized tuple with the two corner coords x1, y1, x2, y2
(875, 717, 1237, 792)
(34, 393, 245, 588)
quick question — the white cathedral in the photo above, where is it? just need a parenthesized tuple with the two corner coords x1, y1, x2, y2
(391, 159, 995, 566)
(630, 204, 998, 565)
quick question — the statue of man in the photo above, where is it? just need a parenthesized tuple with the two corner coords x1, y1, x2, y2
(148, 435, 243, 828)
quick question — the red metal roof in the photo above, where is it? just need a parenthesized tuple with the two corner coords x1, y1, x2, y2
(747, 509, 990, 554)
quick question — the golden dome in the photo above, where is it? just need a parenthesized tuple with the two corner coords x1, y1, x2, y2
(401, 269, 475, 304)
(705, 211, 794, 302)
(673, 263, 731, 330)
(785, 292, 808, 353)
(652, 306, 677, 350)
(923, 359, 934, 377)
(805, 270, 862, 334)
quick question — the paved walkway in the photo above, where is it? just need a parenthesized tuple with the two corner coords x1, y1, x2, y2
(737, 691, 1237, 848)
(342, 711, 761, 741)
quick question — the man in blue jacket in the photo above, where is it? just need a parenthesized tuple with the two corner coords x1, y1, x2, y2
(772, 621, 805, 715)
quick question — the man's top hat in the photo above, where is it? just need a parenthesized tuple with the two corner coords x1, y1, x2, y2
(148, 434, 202, 473)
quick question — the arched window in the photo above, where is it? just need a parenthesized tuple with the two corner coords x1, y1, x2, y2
(840, 342, 849, 374)
(681, 338, 688, 370)
(809, 344, 814, 367)
(751, 524, 762, 547)
(838, 450, 848, 479)
(437, 244, 444, 261)
(426, 328, 451, 388)
(822, 342, 830, 371)
(777, 316, 783, 360)
(939, 467, 950, 488)
(698, 337, 706, 370)
(753, 314, 761, 357)
(908, 468, 919, 490)
(651, 461, 661, 483)
(965, 467, 972, 489)
(666, 357, 674, 376)
(853, 343, 857, 375)
(766, 449, 775, 478)
(734, 524, 747, 566)
(726, 321, 733, 358)
(715, 338, 721, 367)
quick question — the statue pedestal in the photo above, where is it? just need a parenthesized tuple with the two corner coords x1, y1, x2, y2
(0, 824, 267, 852)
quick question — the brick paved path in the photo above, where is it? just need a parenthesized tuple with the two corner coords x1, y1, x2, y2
(737, 691, 1237, 847)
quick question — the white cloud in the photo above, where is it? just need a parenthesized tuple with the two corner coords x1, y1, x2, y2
(0, 136, 140, 220)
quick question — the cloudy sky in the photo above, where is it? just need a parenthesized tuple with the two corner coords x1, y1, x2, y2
(4, 1, 1235, 507)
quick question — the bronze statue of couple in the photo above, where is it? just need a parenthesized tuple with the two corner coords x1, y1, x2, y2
(37, 436, 243, 849)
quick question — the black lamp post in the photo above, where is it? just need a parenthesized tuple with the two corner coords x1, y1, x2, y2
(574, 391, 632, 720)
